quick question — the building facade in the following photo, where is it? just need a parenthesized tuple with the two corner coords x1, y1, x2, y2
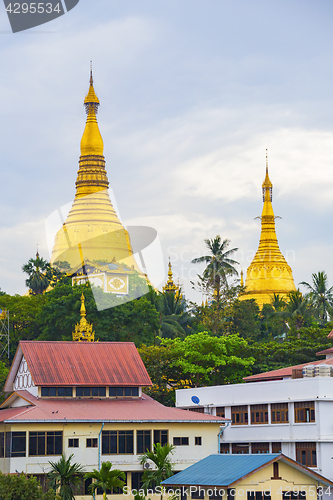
(176, 349, 333, 483)
(0, 340, 225, 498)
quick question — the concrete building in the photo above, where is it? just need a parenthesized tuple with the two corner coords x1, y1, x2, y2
(0, 340, 225, 498)
(176, 347, 333, 483)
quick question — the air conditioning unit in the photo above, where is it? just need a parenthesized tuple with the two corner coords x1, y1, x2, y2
(143, 460, 155, 470)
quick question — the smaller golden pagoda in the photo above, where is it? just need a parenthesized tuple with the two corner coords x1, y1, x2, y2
(73, 294, 95, 342)
(240, 151, 296, 308)
(162, 260, 182, 298)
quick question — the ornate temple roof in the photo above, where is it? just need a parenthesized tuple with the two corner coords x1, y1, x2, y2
(240, 151, 296, 308)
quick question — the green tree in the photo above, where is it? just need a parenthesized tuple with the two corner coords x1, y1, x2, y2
(139, 344, 182, 406)
(37, 283, 159, 346)
(84, 461, 125, 500)
(0, 472, 55, 500)
(285, 290, 312, 336)
(248, 324, 333, 375)
(48, 454, 85, 500)
(191, 236, 239, 311)
(156, 290, 194, 339)
(160, 331, 254, 387)
(300, 271, 333, 324)
(225, 299, 261, 341)
(140, 443, 175, 500)
(22, 254, 53, 295)
(0, 293, 45, 359)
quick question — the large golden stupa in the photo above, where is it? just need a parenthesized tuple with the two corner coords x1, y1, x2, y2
(240, 153, 296, 308)
(51, 70, 142, 293)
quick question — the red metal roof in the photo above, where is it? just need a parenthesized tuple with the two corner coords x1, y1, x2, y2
(244, 357, 333, 382)
(0, 391, 227, 424)
(327, 330, 333, 339)
(316, 347, 333, 355)
(6, 341, 152, 389)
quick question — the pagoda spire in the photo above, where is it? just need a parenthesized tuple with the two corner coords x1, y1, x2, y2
(239, 151, 296, 308)
(76, 65, 108, 197)
(73, 293, 95, 342)
(50, 67, 143, 276)
(163, 259, 178, 294)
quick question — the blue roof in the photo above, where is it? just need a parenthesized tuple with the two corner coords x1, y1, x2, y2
(162, 454, 280, 487)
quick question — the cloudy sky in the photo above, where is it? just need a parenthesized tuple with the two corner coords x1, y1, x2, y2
(1, 0, 333, 303)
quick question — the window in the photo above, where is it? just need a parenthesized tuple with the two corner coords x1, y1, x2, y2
(247, 492, 271, 500)
(188, 407, 204, 413)
(85, 478, 93, 495)
(154, 430, 168, 446)
(220, 443, 230, 454)
(68, 438, 79, 448)
(294, 402, 315, 423)
(132, 472, 144, 492)
(86, 438, 98, 448)
(231, 406, 248, 425)
(216, 407, 225, 418)
(192, 489, 204, 499)
(272, 442, 282, 453)
(296, 442, 316, 467)
(102, 430, 133, 454)
(29, 431, 62, 456)
(76, 387, 106, 397)
(251, 404, 268, 424)
(209, 490, 223, 500)
(272, 462, 280, 479)
(137, 431, 151, 454)
(0, 432, 4, 458)
(173, 437, 189, 446)
(251, 443, 269, 454)
(232, 443, 249, 454)
(271, 403, 288, 423)
(5, 432, 26, 457)
(109, 387, 139, 397)
(283, 492, 306, 500)
(195, 437, 202, 446)
(41, 387, 72, 397)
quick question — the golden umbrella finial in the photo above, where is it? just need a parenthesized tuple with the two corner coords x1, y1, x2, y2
(73, 293, 95, 342)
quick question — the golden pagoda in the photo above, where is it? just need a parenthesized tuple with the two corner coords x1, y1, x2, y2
(51, 68, 142, 294)
(162, 259, 182, 298)
(73, 294, 95, 342)
(240, 152, 296, 308)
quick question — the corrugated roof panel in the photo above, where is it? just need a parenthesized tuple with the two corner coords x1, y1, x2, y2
(244, 357, 333, 382)
(0, 391, 226, 423)
(163, 454, 279, 486)
(18, 341, 152, 387)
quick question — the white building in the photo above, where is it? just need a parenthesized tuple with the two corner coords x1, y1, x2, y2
(176, 347, 333, 482)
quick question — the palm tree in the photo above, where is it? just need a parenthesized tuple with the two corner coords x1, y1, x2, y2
(22, 252, 53, 295)
(285, 290, 310, 337)
(192, 236, 239, 310)
(84, 461, 125, 500)
(48, 454, 85, 500)
(300, 271, 333, 324)
(270, 293, 287, 312)
(139, 443, 175, 500)
(158, 290, 194, 339)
